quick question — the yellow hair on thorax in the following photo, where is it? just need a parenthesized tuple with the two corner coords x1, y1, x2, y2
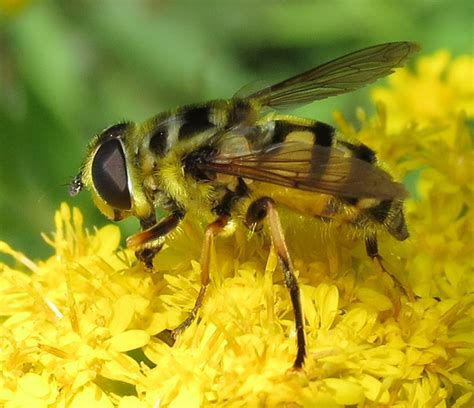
(156, 133, 218, 218)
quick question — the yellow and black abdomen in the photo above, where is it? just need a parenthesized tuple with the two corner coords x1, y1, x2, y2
(249, 115, 409, 241)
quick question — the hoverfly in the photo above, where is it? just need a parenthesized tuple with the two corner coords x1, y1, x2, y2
(70, 42, 419, 368)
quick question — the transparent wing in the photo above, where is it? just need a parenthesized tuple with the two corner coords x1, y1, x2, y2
(246, 42, 420, 109)
(199, 142, 407, 200)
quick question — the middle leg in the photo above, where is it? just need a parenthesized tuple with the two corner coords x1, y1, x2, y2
(158, 214, 229, 345)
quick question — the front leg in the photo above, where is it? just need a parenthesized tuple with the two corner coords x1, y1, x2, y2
(127, 210, 184, 268)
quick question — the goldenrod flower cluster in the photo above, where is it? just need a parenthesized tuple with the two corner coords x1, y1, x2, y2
(1, 51, 472, 407)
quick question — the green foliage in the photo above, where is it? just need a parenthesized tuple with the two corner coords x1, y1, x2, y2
(0, 0, 471, 259)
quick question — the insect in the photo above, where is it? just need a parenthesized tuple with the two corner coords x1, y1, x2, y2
(70, 42, 419, 369)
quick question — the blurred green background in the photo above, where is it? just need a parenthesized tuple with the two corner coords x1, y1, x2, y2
(0, 0, 471, 261)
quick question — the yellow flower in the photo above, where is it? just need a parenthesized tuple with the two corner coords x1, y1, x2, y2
(1, 50, 473, 407)
(371, 50, 474, 132)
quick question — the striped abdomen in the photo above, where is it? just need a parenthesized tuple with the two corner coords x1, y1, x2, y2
(251, 117, 408, 241)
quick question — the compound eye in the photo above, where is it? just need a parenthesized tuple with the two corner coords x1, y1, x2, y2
(91, 138, 132, 210)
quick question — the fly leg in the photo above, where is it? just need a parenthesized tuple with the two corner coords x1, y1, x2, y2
(246, 197, 306, 369)
(158, 215, 229, 346)
(365, 234, 414, 301)
(365, 234, 387, 271)
(127, 211, 183, 268)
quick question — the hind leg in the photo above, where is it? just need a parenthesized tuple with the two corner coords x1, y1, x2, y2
(247, 197, 306, 369)
(365, 234, 414, 301)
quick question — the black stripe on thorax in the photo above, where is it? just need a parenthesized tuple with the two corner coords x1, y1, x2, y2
(148, 125, 168, 155)
(226, 99, 253, 128)
(178, 106, 214, 140)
